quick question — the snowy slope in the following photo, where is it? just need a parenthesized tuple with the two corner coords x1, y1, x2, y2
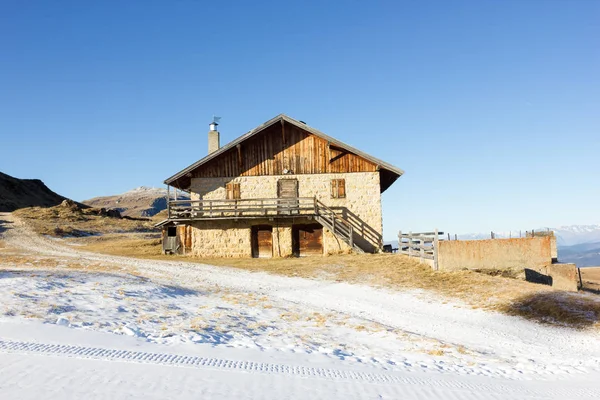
(2, 321, 600, 400)
(2, 213, 600, 399)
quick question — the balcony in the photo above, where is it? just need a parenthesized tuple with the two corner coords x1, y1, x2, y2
(167, 197, 318, 221)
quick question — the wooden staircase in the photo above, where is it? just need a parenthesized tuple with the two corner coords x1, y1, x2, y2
(314, 199, 364, 254)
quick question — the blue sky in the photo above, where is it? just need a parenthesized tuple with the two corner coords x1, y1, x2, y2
(1, 0, 599, 238)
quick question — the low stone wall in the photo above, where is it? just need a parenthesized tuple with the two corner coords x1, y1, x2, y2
(527, 231, 558, 261)
(437, 236, 554, 271)
(525, 263, 579, 292)
(547, 263, 579, 292)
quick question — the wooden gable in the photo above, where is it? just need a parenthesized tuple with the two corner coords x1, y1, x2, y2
(166, 114, 403, 193)
(191, 120, 378, 179)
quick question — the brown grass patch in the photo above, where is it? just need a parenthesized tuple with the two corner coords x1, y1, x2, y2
(499, 291, 600, 329)
(13, 204, 156, 237)
(0, 251, 139, 276)
(427, 349, 446, 356)
(78, 236, 166, 259)
(580, 267, 600, 293)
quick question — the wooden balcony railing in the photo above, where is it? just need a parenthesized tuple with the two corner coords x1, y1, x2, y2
(167, 197, 317, 220)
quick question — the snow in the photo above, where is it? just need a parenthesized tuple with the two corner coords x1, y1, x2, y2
(1, 213, 600, 399)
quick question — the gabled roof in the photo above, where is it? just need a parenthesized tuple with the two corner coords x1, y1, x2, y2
(165, 114, 404, 191)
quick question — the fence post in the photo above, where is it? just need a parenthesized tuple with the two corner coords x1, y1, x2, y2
(420, 238, 425, 261)
(398, 230, 402, 253)
(167, 187, 171, 220)
(433, 228, 439, 271)
(447, 233, 450, 241)
(408, 231, 413, 257)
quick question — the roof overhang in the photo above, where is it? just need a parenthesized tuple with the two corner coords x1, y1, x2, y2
(165, 114, 404, 193)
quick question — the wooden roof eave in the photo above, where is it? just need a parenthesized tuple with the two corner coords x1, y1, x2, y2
(164, 114, 404, 190)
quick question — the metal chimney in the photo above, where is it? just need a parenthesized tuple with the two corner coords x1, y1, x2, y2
(208, 121, 220, 154)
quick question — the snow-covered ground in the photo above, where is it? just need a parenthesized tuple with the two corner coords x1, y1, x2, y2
(1, 213, 600, 399)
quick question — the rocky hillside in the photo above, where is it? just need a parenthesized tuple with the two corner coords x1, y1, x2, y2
(0, 171, 78, 212)
(83, 186, 189, 218)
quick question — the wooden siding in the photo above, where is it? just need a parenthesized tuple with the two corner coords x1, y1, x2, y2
(191, 121, 378, 179)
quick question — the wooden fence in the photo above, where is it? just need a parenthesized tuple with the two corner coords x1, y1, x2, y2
(398, 229, 443, 270)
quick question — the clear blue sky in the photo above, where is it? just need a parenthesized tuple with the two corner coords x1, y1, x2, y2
(1, 0, 599, 238)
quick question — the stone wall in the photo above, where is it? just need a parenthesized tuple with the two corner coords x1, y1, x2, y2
(527, 230, 558, 261)
(546, 263, 579, 292)
(188, 217, 351, 258)
(190, 220, 253, 258)
(189, 172, 382, 253)
(437, 236, 554, 271)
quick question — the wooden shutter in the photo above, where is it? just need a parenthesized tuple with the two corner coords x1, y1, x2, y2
(226, 183, 241, 199)
(277, 179, 298, 198)
(331, 179, 346, 198)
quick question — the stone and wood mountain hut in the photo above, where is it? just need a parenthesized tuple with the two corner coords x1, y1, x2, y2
(156, 114, 403, 257)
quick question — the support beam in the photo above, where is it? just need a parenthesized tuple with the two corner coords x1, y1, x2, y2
(167, 185, 171, 219)
(236, 144, 243, 168)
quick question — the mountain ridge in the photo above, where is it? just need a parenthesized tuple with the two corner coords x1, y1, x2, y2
(0, 171, 82, 212)
(83, 187, 189, 218)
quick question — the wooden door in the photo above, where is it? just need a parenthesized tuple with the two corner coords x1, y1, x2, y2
(277, 179, 298, 214)
(252, 225, 273, 258)
(163, 226, 178, 254)
(293, 224, 323, 256)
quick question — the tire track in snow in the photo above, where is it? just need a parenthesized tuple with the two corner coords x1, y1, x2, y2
(1, 339, 597, 399)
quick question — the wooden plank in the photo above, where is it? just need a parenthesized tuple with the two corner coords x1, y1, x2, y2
(398, 234, 437, 242)
(295, 224, 323, 256)
(403, 231, 445, 236)
(398, 251, 434, 260)
(433, 228, 439, 271)
(257, 229, 272, 258)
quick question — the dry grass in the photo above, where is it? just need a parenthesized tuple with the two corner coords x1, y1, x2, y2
(581, 267, 600, 293)
(0, 252, 140, 276)
(427, 349, 446, 357)
(499, 291, 600, 328)
(13, 204, 156, 237)
(80, 235, 166, 259)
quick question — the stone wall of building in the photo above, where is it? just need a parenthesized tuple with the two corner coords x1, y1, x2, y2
(189, 217, 342, 258)
(189, 220, 253, 258)
(189, 172, 383, 254)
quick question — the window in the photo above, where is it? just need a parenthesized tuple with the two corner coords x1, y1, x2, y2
(167, 227, 177, 237)
(331, 179, 346, 199)
(226, 182, 241, 199)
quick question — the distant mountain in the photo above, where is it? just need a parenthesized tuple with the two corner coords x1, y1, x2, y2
(0, 171, 80, 212)
(83, 186, 189, 218)
(456, 225, 600, 247)
(557, 242, 600, 267)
